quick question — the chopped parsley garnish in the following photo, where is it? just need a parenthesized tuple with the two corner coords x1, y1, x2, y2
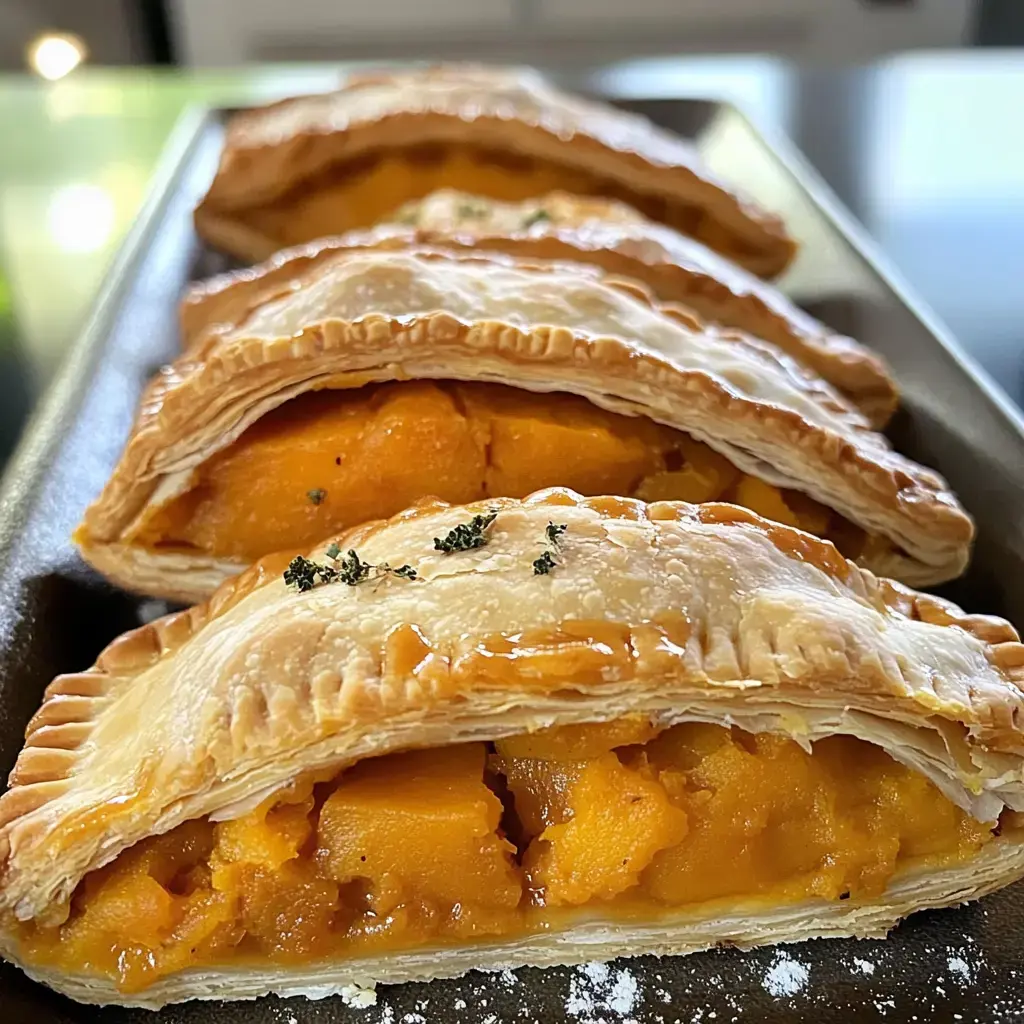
(336, 550, 418, 587)
(533, 522, 568, 575)
(457, 202, 488, 219)
(283, 555, 335, 592)
(284, 547, 417, 592)
(522, 209, 550, 228)
(545, 522, 567, 548)
(532, 550, 557, 576)
(307, 488, 326, 506)
(434, 510, 498, 553)
(336, 549, 372, 586)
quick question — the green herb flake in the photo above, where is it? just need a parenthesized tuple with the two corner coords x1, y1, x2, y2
(522, 209, 550, 229)
(457, 202, 487, 219)
(434, 510, 498, 554)
(283, 555, 321, 592)
(545, 522, 568, 548)
(336, 549, 373, 586)
(532, 522, 568, 575)
(307, 488, 327, 506)
(533, 550, 558, 576)
(284, 545, 420, 592)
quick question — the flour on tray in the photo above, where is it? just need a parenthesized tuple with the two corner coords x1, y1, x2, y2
(762, 951, 810, 998)
(566, 961, 642, 1021)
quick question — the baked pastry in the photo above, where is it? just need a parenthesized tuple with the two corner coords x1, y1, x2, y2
(80, 246, 970, 603)
(194, 65, 796, 277)
(256, 188, 897, 425)
(3, 491, 1023, 1008)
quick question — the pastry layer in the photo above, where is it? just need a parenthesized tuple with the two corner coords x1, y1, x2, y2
(4, 492, 1024, 1007)
(128, 380, 850, 564)
(82, 248, 970, 602)
(194, 65, 795, 276)
(333, 189, 893, 425)
(11, 721, 993, 995)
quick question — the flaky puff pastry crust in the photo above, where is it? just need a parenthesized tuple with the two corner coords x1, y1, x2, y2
(86, 245, 967, 602)
(194, 65, 795, 277)
(4, 490, 1024, 1008)
(354, 189, 897, 426)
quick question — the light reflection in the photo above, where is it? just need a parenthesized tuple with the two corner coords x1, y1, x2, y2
(47, 184, 115, 254)
(26, 32, 87, 81)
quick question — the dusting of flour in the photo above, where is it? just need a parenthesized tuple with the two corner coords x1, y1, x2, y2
(762, 951, 810, 998)
(340, 984, 378, 1008)
(566, 961, 642, 1021)
(947, 955, 973, 985)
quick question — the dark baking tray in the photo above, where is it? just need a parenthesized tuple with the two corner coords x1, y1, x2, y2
(3, 97, 1024, 1024)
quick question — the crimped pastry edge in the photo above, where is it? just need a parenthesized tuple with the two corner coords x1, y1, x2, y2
(84, 248, 970, 592)
(195, 66, 795, 277)
(184, 205, 897, 427)
(5, 492, 1023, 925)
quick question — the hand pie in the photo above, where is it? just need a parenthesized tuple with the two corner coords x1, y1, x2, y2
(4, 491, 1024, 1008)
(194, 65, 796, 277)
(291, 188, 897, 426)
(80, 247, 968, 603)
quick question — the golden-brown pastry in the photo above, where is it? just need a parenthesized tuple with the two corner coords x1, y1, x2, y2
(4, 491, 1023, 1008)
(194, 65, 796, 277)
(335, 188, 894, 426)
(79, 245, 968, 603)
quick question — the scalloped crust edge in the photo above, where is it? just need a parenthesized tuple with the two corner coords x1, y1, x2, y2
(183, 219, 897, 428)
(194, 66, 796, 278)
(81, 276, 973, 590)
(8, 492, 1022, 861)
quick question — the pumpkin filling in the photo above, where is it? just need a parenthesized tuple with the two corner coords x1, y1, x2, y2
(17, 720, 994, 993)
(130, 380, 871, 563)
(241, 143, 766, 268)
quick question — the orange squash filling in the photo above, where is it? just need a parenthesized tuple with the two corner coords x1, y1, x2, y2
(244, 143, 763, 267)
(17, 721, 994, 993)
(131, 381, 868, 563)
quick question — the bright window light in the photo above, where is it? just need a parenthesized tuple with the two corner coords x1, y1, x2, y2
(47, 184, 115, 254)
(27, 32, 87, 81)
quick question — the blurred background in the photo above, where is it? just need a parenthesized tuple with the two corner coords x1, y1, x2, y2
(0, 0, 1021, 468)
(2, 1, 1022, 68)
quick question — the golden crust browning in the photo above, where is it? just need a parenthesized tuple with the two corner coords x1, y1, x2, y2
(184, 190, 897, 425)
(3, 491, 1023, 929)
(194, 65, 795, 276)
(360, 189, 897, 425)
(83, 246, 968, 599)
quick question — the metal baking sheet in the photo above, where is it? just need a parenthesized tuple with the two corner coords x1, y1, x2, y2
(3, 98, 1024, 1024)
